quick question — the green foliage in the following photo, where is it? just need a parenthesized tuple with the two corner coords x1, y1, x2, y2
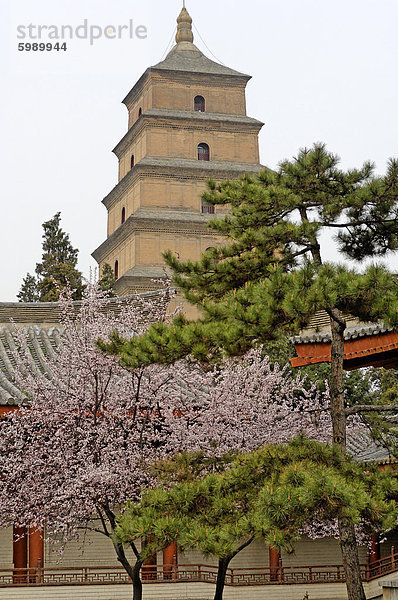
(18, 213, 84, 302)
(101, 144, 398, 371)
(17, 273, 40, 303)
(101, 144, 398, 600)
(102, 263, 398, 370)
(115, 438, 397, 561)
(151, 451, 237, 485)
(98, 263, 116, 297)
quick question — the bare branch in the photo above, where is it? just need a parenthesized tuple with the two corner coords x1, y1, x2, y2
(77, 525, 109, 537)
(96, 506, 110, 537)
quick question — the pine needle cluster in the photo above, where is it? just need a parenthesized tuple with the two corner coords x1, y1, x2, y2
(100, 144, 398, 369)
(115, 437, 397, 560)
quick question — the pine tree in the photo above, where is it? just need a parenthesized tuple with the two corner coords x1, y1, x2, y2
(116, 438, 397, 600)
(101, 144, 398, 600)
(17, 273, 39, 302)
(99, 263, 116, 297)
(18, 213, 84, 302)
(36, 212, 84, 301)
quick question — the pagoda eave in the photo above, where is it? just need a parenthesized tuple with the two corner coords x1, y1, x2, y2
(112, 109, 264, 158)
(101, 158, 265, 211)
(92, 211, 219, 264)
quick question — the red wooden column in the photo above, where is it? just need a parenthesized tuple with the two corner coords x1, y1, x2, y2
(141, 537, 157, 581)
(269, 546, 281, 582)
(367, 534, 380, 577)
(163, 542, 178, 580)
(28, 527, 44, 583)
(13, 526, 27, 584)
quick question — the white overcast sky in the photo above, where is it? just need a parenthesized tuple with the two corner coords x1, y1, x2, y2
(0, 0, 397, 301)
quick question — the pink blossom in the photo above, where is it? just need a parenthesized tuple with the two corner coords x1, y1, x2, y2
(0, 283, 354, 555)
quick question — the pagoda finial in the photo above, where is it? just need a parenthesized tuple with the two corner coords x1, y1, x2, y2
(176, 4, 194, 44)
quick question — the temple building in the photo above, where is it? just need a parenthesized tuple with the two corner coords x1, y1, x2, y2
(92, 6, 264, 295)
(0, 5, 397, 599)
(292, 311, 398, 370)
(0, 302, 396, 599)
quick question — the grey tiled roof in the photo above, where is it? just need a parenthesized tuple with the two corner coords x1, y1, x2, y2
(152, 42, 249, 79)
(347, 428, 395, 465)
(292, 322, 393, 345)
(0, 293, 168, 406)
(0, 325, 59, 406)
(0, 302, 64, 325)
(0, 294, 162, 326)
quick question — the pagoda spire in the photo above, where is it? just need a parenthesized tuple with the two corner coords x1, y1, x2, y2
(175, 4, 194, 44)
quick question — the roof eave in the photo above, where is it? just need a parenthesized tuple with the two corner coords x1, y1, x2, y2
(122, 68, 152, 107)
(150, 66, 251, 82)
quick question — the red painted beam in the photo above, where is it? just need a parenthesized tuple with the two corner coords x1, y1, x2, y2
(292, 332, 398, 369)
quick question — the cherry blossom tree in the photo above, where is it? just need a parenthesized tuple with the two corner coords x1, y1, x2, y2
(0, 284, 195, 599)
(0, 283, 344, 599)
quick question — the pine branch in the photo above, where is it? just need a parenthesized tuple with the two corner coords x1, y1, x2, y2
(230, 535, 255, 559)
(325, 308, 347, 330)
(346, 405, 398, 416)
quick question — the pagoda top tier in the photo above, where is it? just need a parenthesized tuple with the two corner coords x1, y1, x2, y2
(151, 6, 249, 79)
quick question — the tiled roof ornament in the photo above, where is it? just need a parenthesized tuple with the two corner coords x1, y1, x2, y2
(151, 1, 247, 77)
(176, 4, 194, 44)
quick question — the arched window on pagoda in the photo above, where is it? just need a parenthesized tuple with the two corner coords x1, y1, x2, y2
(194, 95, 205, 112)
(131, 155, 135, 169)
(121, 207, 126, 224)
(198, 143, 210, 162)
(138, 107, 142, 117)
(114, 260, 119, 280)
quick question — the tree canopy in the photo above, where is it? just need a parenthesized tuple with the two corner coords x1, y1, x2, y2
(99, 263, 116, 297)
(100, 143, 398, 600)
(101, 144, 398, 367)
(2, 284, 330, 600)
(18, 212, 84, 302)
(115, 438, 397, 600)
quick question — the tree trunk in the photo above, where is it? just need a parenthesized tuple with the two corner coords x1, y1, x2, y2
(101, 505, 144, 600)
(330, 312, 366, 600)
(118, 555, 143, 600)
(132, 560, 144, 600)
(338, 517, 366, 600)
(111, 539, 143, 600)
(212, 539, 254, 600)
(214, 557, 230, 600)
(329, 313, 347, 448)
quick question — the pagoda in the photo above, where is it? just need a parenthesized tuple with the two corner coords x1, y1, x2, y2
(92, 6, 264, 294)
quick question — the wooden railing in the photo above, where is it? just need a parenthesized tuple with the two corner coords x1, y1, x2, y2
(1, 550, 397, 587)
(365, 547, 398, 580)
